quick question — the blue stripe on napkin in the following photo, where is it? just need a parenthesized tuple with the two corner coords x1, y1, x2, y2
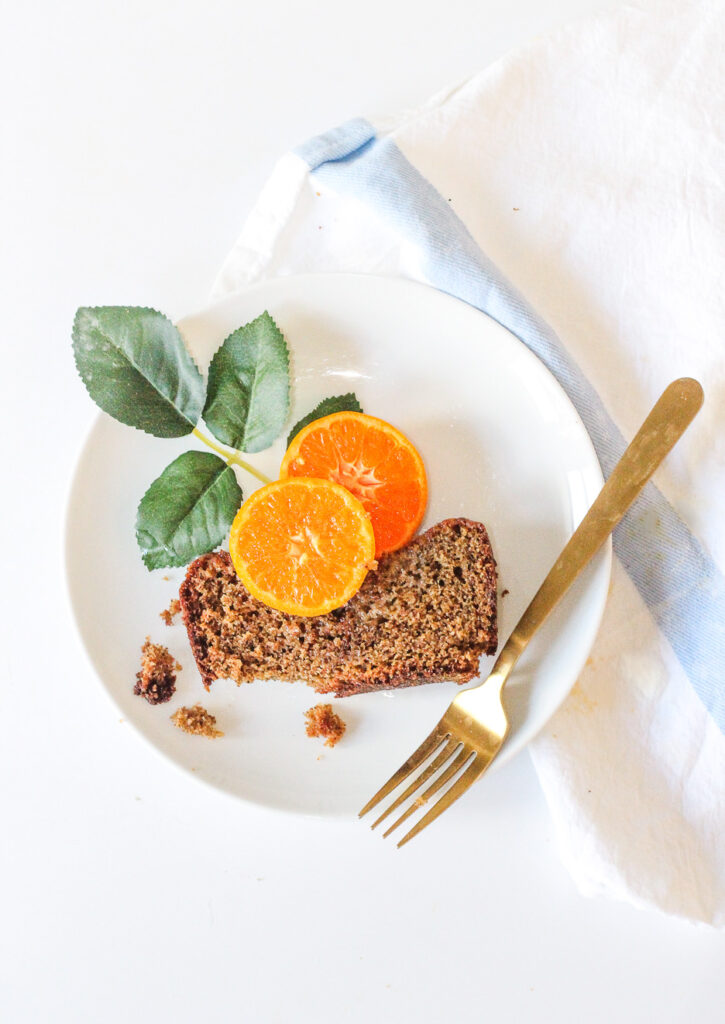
(295, 118, 725, 730)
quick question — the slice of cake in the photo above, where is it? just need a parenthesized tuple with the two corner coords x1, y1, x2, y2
(179, 518, 497, 698)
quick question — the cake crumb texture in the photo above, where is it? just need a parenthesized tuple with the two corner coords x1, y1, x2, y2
(171, 704, 223, 738)
(179, 518, 497, 698)
(305, 704, 346, 747)
(160, 598, 181, 626)
(134, 638, 180, 705)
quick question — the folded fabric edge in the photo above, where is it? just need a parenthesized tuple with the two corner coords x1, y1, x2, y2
(529, 741, 725, 929)
(210, 152, 311, 300)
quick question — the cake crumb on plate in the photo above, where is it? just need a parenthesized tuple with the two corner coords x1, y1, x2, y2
(160, 598, 181, 626)
(171, 704, 223, 738)
(305, 703, 346, 747)
(134, 638, 180, 705)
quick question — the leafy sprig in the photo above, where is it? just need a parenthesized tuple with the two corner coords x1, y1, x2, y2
(72, 305, 362, 569)
(136, 451, 243, 569)
(72, 307, 205, 437)
(204, 311, 290, 453)
(287, 392, 362, 446)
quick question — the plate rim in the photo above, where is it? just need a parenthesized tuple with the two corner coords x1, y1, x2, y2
(64, 271, 612, 815)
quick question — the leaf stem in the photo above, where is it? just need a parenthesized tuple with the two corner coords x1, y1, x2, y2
(192, 428, 272, 486)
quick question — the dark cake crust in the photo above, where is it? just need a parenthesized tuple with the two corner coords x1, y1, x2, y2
(179, 518, 497, 698)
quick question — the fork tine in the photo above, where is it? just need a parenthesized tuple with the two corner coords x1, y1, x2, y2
(382, 747, 475, 839)
(358, 724, 449, 818)
(370, 737, 461, 829)
(397, 756, 486, 848)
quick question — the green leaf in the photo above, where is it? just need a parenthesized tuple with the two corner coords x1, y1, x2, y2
(202, 311, 290, 453)
(72, 306, 205, 438)
(136, 451, 243, 569)
(287, 393, 363, 446)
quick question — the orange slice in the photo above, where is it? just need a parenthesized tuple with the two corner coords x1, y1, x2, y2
(281, 412, 427, 557)
(228, 478, 376, 616)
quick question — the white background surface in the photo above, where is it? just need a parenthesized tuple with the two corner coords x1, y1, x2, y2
(3, 1, 724, 1022)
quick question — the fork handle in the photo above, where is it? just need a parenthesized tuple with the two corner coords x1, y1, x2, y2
(492, 377, 704, 681)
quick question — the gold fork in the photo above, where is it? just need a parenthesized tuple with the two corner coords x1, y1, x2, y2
(360, 378, 704, 847)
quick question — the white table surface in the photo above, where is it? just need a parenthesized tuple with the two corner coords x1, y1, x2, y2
(3, 1, 724, 1021)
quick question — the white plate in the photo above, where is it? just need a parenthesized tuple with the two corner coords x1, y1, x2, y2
(66, 273, 610, 816)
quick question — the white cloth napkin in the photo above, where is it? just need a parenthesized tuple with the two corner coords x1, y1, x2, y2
(212, 0, 725, 926)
